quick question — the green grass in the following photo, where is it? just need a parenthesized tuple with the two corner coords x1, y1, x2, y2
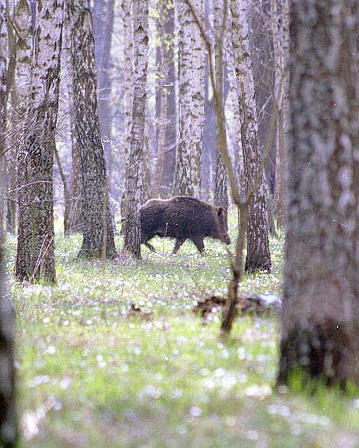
(9, 219, 359, 447)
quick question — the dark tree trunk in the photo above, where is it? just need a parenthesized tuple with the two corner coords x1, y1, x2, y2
(67, 0, 116, 259)
(0, 160, 17, 448)
(15, 0, 64, 283)
(0, 4, 18, 440)
(63, 21, 82, 234)
(278, 0, 359, 387)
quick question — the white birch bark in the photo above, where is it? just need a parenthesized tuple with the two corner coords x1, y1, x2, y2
(0, 6, 17, 440)
(16, 0, 64, 282)
(213, 0, 229, 210)
(271, 0, 289, 228)
(0, 0, 7, 159)
(5, 0, 32, 234)
(174, 0, 204, 197)
(121, 0, 134, 160)
(123, 0, 149, 258)
(190, 0, 205, 198)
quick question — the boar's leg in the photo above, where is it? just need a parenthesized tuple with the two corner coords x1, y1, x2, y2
(173, 237, 186, 254)
(191, 236, 205, 255)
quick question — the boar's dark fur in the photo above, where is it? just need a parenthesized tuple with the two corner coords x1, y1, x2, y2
(139, 196, 231, 254)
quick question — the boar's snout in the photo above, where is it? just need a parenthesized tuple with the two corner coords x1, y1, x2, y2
(224, 234, 231, 245)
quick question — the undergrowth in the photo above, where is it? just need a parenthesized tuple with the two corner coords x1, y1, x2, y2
(7, 217, 359, 447)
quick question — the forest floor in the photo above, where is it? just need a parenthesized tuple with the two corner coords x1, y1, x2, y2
(9, 215, 359, 447)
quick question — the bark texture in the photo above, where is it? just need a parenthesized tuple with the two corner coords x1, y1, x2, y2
(0, 6, 17, 441)
(0, 160, 17, 447)
(120, 0, 133, 224)
(67, 0, 116, 259)
(230, 0, 271, 273)
(278, 0, 359, 386)
(63, 8, 82, 234)
(123, 0, 149, 259)
(152, 1, 177, 198)
(271, 0, 289, 228)
(93, 0, 115, 190)
(173, 0, 204, 198)
(15, 0, 64, 283)
(161, 2, 177, 194)
(213, 0, 228, 211)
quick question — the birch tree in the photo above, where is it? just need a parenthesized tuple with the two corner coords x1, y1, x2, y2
(213, 0, 228, 211)
(271, 0, 289, 228)
(230, 0, 271, 273)
(0, 178, 17, 446)
(0, 6, 16, 430)
(67, 0, 116, 259)
(62, 10, 82, 234)
(5, 0, 32, 236)
(0, 144, 17, 446)
(151, 0, 177, 198)
(92, 0, 115, 186)
(278, 0, 359, 386)
(173, 0, 204, 198)
(0, 0, 7, 165)
(123, 0, 149, 259)
(15, 0, 64, 283)
(161, 1, 177, 194)
(120, 0, 133, 224)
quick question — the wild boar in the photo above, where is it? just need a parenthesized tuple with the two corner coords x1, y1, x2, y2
(139, 196, 231, 254)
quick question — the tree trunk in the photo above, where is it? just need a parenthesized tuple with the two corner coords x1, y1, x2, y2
(213, 0, 229, 211)
(5, 0, 32, 236)
(271, 0, 289, 229)
(123, 0, 149, 259)
(0, 6, 18, 440)
(92, 0, 115, 195)
(15, 0, 64, 283)
(161, 2, 177, 195)
(4, 7, 17, 235)
(278, 0, 359, 387)
(230, 0, 271, 273)
(63, 13, 82, 234)
(0, 155, 17, 447)
(120, 0, 133, 224)
(173, 0, 204, 198)
(67, 0, 116, 259)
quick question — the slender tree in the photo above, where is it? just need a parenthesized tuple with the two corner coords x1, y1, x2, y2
(161, 1, 177, 194)
(151, 0, 177, 198)
(173, 0, 204, 198)
(0, 0, 8, 164)
(213, 0, 229, 211)
(67, 0, 116, 259)
(230, 0, 271, 273)
(123, 0, 149, 258)
(62, 9, 82, 234)
(92, 0, 115, 189)
(0, 5, 16, 426)
(271, 0, 289, 228)
(5, 0, 33, 237)
(278, 0, 359, 386)
(15, 0, 64, 283)
(120, 0, 133, 226)
(0, 158, 17, 446)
